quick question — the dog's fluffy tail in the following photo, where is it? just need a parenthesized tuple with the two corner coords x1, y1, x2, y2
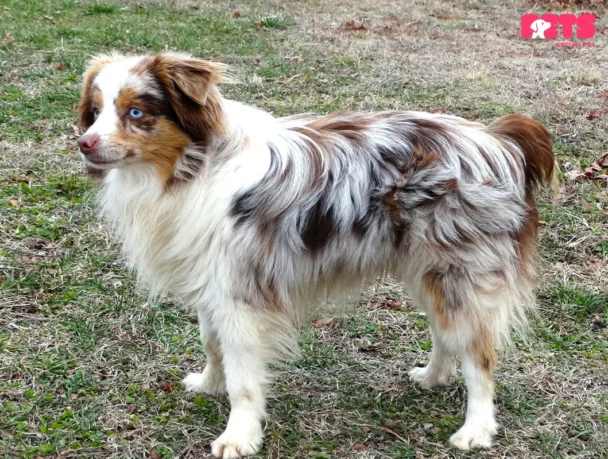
(489, 114, 559, 196)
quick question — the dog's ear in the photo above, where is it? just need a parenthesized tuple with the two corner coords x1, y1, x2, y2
(150, 53, 227, 142)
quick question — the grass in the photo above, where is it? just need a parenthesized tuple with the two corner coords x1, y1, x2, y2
(1, 0, 607, 458)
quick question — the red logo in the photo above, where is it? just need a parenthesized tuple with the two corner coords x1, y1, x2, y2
(521, 13, 595, 40)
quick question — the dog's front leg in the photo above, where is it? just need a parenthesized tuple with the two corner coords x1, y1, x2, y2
(210, 302, 269, 458)
(183, 310, 227, 395)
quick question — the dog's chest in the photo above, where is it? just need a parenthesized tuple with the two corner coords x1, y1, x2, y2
(98, 168, 241, 303)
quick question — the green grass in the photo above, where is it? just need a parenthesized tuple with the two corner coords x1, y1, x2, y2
(1, 0, 607, 458)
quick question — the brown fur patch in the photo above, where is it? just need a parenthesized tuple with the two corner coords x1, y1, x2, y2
(382, 183, 410, 246)
(383, 186, 403, 221)
(142, 54, 227, 144)
(472, 326, 497, 372)
(423, 270, 450, 330)
(489, 114, 555, 192)
(110, 117, 192, 184)
(406, 118, 456, 164)
(115, 87, 138, 112)
(412, 148, 441, 170)
(301, 111, 372, 142)
(77, 55, 113, 131)
(289, 113, 371, 184)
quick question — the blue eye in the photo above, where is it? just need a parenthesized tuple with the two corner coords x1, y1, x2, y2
(129, 108, 143, 118)
(93, 108, 100, 119)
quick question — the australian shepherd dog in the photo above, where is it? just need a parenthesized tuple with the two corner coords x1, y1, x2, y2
(77, 52, 555, 457)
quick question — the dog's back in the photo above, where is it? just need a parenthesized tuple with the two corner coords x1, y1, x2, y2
(230, 111, 553, 323)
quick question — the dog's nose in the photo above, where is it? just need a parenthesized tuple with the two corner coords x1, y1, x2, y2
(78, 133, 100, 155)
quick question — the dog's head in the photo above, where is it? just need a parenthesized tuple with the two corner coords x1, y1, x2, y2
(77, 52, 226, 180)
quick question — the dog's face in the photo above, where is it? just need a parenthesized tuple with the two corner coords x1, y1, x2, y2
(77, 53, 225, 180)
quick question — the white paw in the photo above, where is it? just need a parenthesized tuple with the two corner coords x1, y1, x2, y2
(449, 421, 498, 450)
(182, 367, 226, 395)
(211, 423, 263, 458)
(409, 365, 453, 390)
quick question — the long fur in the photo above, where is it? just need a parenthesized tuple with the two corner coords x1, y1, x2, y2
(77, 53, 555, 457)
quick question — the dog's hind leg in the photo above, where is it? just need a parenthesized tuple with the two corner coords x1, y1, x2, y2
(183, 310, 227, 395)
(449, 329, 498, 450)
(418, 267, 504, 450)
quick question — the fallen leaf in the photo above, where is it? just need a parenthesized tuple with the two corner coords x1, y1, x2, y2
(584, 153, 608, 179)
(150, 450, 161, 459)
(26, 238, 50, 250)
(117, 332, 135, 342)
(565, 168, 582, 181)
(388, 299, 402, 310)
(160, 381, 175, 392)
(312, 317, 334, 328)
(289, 55, 303, 62)
(342, 20, 367, 31)
(5, 33, 14, 43)
(354, 442, 368, 451)
(9, 199, 19, 207)
(4, 388, 23, 397)
(592, 314, 605, 329)
(357, 337, 378, 352)
(9, 174, 31, 184)
(121, 420, 136, 431)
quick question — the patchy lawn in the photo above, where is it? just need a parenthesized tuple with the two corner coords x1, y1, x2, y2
(1, 0, 607, 458)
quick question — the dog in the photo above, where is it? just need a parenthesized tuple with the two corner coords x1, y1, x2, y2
(530, 18, 553, 39)
(77, 52, 555, 457)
